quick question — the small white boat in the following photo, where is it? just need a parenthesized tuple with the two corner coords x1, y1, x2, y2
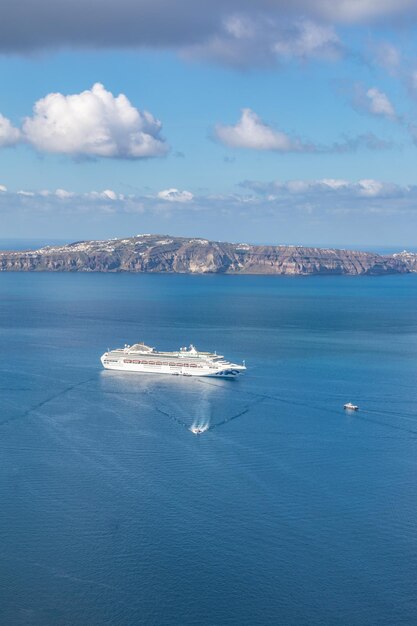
(190, 426, 205, 435)
(344, 402, 359, 411)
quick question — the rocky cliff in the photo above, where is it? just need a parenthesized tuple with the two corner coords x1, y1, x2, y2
(0, 234, 412, 275)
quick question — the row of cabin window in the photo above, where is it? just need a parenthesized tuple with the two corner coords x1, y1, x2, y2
(124, 360, 201, 367)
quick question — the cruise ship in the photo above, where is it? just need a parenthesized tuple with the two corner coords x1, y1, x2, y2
(101, 343, 246, 378)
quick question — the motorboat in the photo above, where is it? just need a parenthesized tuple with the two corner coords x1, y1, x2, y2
(190, 426, 205, 434)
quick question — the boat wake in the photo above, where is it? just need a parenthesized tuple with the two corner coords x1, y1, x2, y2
(190, 418, 210, 435)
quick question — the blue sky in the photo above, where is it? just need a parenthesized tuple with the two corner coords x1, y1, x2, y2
(1, 1, 417, 246)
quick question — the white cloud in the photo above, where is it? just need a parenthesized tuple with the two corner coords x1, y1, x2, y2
(319, 178, 349, 189)
(242, 177, 402, 200)
(276, 178, 350, 193)
(365, 87, 397, 119)
(214, 109, 390, 153)
(13, 188, 126, 201)
(101, 190, 118, 201)
(215, 108, 309, 152)
(272, 20, 341, 59)
(22, 83, 168, 159)
(284, 180, 311, 193)
(87, 189, 123, 201)
(55, 188, 74, 199)
(157, 188, 194, 202)
(349, 83, 398, 120)
(2, 178, 417, 224)
(356, 179, 386, 196)
(0, 114, 20, 147)
(0, 184, 7, 192)
(369, 42, 417, 113)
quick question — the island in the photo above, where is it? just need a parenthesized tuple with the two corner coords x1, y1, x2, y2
(0, 234, 415, 275)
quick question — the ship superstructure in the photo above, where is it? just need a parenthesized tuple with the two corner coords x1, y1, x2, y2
(101, 343, 246, 378)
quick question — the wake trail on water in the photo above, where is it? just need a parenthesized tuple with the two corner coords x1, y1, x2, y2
(197, 378, 337, 415)
(344, 409, 417, 437)
(0, 377, 97, 428)
(363, 407, 417, 422)
(196, 378, 417, 437)
(190, 417, 210, 434)
(189, 395, 266, 434)
(144, 381, 263, 434)
(153, 403, 190, 431)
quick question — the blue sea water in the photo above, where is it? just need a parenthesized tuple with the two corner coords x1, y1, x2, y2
(1, 272, 417, 625)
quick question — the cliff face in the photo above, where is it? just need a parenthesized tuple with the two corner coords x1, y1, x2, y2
(0, 234, 412, 275)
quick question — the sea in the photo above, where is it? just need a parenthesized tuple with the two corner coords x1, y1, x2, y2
(1, 269, 417, 625)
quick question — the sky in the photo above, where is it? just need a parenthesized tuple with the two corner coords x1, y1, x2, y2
(1, 0, 417, 246)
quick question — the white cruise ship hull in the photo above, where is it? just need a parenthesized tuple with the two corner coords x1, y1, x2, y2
(100, 346, 245, 379)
